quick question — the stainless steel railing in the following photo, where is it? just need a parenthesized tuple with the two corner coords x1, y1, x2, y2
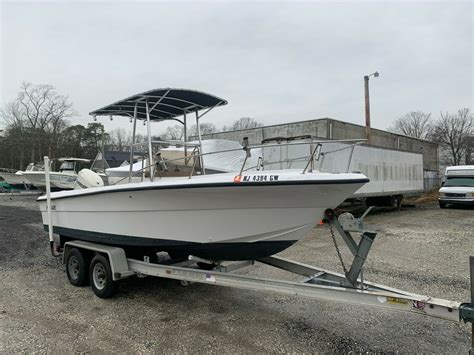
(108, 138, 366, 185)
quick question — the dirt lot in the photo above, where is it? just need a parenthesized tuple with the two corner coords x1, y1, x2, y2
(0, 194, 472, 353)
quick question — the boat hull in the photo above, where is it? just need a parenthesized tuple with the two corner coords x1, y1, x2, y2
(0, 173, 29, 187)
(38, 171, 368, 260)
(22, 172, 47, 189)
(23, 171, 77, 190)
(49, 173, 77, 190)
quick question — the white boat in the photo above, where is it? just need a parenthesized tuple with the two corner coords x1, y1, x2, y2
(0, 163, 45, 188)
(0, 169, 30, 187)
(39, 170, 367, 260)
(24, 158, 90, 190)
(38, 88, 369, 261)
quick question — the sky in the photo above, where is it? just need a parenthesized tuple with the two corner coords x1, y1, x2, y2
(1, 0, 473, 137)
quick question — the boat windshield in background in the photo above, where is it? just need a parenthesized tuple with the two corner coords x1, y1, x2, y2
(59, 161, 75, 171)
(57, 158, 91, 173)
(25, 162, 45, 172)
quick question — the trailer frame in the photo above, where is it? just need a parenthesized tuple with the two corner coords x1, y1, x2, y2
(62, 239, 470, 323)
(59, 208, 473, 346)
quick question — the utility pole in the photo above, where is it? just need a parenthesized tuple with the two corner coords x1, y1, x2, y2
(364, 75, 371, 145)
(364, 71, 379, 145)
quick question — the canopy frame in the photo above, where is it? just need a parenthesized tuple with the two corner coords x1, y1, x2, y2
(89, 88, 227, 182)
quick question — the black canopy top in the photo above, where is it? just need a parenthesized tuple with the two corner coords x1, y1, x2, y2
(89, 88, 228, 122)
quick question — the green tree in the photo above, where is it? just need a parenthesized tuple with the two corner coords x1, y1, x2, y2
(82, 123, 108, 158)
(60, 125, 87, 158)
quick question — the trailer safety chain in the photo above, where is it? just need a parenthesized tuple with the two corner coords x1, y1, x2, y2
(328, 223, 348, 275)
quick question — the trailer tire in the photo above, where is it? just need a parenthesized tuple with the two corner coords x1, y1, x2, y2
(90, 254, 116, 299)
(66, 248, 89, 287)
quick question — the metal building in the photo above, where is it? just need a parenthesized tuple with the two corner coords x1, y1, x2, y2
(194, 118, 440, 189)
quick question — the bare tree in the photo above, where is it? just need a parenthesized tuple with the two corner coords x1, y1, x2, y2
(1, 82, 75, 166)
(6, 82, 74, 130)
(162, 125, 184, 141)
(224, 117, 262, 131)
(466, 135, 474, 164)
(432, 108, 473, 166)
(388, 111, 433, 139)
(188, 123, 217, 138)
(109, 128, 131, 151)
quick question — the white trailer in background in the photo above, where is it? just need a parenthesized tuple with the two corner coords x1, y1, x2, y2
(261, 136, 424, 206)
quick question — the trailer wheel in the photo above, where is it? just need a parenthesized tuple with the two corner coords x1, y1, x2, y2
(439, 201, 447, 209)
(66, 248, 89, 287)
(89, 254, 116, 298)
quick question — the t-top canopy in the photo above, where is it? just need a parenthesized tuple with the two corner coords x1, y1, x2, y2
(89, 88, 228, 122)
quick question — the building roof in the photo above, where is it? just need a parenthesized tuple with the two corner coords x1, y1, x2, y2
(198, 117, 438, 145)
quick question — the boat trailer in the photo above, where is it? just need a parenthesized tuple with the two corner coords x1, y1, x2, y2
(58, 208, 474, 350)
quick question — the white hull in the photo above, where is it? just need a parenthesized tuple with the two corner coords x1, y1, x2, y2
(38, 170, 368, 260)
(50, 173, 77, 190)
(22, 172, 47, 188)
(0, 172, 30, 186)
(23, 171, 77, 190)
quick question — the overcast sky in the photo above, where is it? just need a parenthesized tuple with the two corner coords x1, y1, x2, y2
(1, 0, 472, 137)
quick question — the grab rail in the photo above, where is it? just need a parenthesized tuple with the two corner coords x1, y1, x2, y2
(108, 139, 366, 185)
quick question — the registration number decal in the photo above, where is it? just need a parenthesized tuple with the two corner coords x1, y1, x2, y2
(234, 175, 279, 183)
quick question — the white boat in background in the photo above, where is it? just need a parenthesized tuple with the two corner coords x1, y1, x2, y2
(38, 88, 369, 261)
(105, 159, 147, 185)
(159, 139, 262, 173)
(24, 158, 90, 190)
(51, 158, 91, 190)
(105, 139, 262, 185)
(0, 163, 44, 188)
(0, 169, 30, 187)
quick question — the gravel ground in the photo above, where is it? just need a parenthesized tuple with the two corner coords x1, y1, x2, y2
(0, 194, 472, 353)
